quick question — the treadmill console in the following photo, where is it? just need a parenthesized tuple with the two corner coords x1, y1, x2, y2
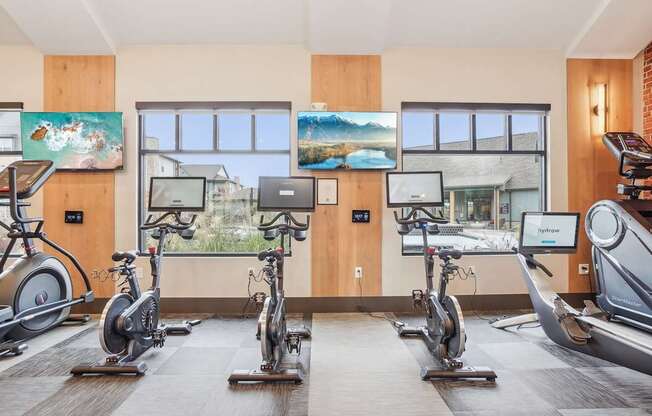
(0, 160, 55, 200)
(603, 132, 652, 164)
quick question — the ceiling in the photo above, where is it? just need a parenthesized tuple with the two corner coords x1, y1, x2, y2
(0, 0, 651, 57)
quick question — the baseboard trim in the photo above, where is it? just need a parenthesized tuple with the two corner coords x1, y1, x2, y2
(72, 293, 592, 315)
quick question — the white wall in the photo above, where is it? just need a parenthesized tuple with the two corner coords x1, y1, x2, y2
(0, 45, 44, 217)
(1, 44, 573, 298)
(381, 48, 569, 295)
(115, 45, 312, 297)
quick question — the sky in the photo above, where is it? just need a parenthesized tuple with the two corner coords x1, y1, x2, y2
(144, 111, 541, 187)
(403, 111, 540, 148)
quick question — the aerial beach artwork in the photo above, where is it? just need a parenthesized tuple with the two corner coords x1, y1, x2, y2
(21, 112, 124, 170)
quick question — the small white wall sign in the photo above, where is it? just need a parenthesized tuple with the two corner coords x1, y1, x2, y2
(317, 178, 338, 205)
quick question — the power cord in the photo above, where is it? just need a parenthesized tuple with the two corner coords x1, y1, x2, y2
(241, 267, 267, 318)
(356, 278, 406, 329)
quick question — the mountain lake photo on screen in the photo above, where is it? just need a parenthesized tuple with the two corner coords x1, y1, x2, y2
(298, 112, 397, 169)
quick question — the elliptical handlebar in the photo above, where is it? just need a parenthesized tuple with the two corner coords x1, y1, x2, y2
(7, 166, 43, 226)
(141, 211, 198, 231)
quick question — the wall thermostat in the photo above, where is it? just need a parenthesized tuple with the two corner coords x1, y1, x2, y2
(65, 210, 84, 224)
(352, 210, 370, 223)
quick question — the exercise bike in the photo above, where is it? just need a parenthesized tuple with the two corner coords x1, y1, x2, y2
(229, 176, 314, 384)
(0, 160, 94, 358)
(72, 176, 205, 375)
(387, 171, 496, 381)
(492, 132, 652, 376)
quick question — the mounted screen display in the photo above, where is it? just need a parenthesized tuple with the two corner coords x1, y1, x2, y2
(258, 176, 315, 212)
(519, 212, 580, 254)
(297, 111, 397, 170)
(148, 177, 206, 211)
(386, 171, 444, 207)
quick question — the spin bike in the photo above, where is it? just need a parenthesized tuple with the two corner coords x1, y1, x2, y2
(0, 160, 94, 358)
(229, 211, 311, 384)
(72, 177, 205, 375)
(393, 208, 497, 381)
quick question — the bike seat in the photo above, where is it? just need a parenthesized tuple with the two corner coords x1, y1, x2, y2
(112, 250, 138, 263)
(438, 249, 462, 260)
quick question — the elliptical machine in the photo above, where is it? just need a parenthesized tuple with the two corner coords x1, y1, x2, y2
(492, 132, 652, 376)
(72, 176, 206, 375)
(387, 171, 496, 381)
(586, 132, 652, 331)
(229, 176, 314, 384)
(0, 160, 94, 358)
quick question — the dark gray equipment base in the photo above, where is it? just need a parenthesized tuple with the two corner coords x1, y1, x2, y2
(70, 359, 148, 376)
(421, 366, 497, 381)
(399, 325, 497, 381)
(228, 368, 303, 384)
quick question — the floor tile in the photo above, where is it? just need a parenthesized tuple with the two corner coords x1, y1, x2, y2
(577, 366, 652, 408)
(478, 342, 570, 370)
(155, 346, 237, 376)
(516, 368, 631, 409)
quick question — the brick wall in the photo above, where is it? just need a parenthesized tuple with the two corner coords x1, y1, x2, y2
(644, 43, 652, 141)
(643, 43, 652, 195)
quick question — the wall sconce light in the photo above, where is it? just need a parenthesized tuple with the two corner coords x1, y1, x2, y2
(592, 83, 608, 134)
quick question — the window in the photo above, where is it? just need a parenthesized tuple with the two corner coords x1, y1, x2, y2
(0, 104, 23, 255)
(401, 102, 549, 255)
(138, 102, 291, 255)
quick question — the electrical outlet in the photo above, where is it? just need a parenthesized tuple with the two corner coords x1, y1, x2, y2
(248, 267, 255, 276)
(468, 265, 476, 275)
(355, 266, 363, 279)
(579, 264, 590, 275)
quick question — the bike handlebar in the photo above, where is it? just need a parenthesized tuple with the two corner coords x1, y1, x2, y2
(141, 211, 198, 231)
(257, 211, 310, 232)
(393, 207, 448, 225)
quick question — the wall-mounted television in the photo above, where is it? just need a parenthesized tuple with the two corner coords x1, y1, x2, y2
(21, 112, 124, 171)
(298, 111, 397, 170)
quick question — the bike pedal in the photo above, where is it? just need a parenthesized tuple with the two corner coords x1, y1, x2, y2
(411, 289, 424, 307)
(286, 332, 302, 354)
(153, 328, 167, 348)
(253, 291, 266, 305)
(106, 355, 119, 364)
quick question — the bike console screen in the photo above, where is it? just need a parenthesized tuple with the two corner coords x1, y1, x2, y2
(603, 132, 652, 161)
(519, 212, 580, 255)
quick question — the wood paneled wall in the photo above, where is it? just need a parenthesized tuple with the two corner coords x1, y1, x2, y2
(310, 55, 383, 296)
(567, 59, 633, 292)
(43, 55, 116, 298)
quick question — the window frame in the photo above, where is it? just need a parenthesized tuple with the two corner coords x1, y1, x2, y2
(137, 101, 292, 257)
(0, 103, 24, 258)
(0, 103, 23, 156)
(400, 102, 549, 256)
